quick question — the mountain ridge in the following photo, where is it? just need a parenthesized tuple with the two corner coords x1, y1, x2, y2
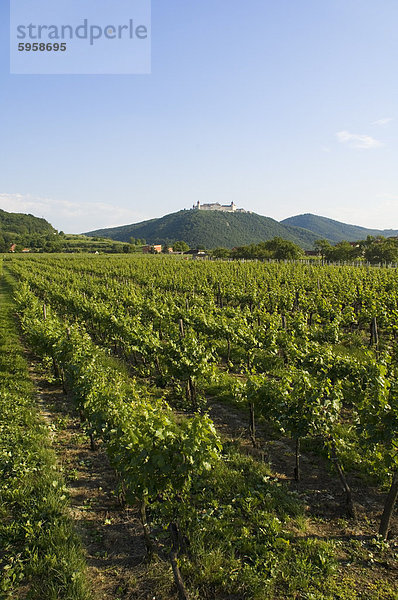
(86, 209, 398, 249)
(85, 209, 319, 250)
(3, 206, 396, 252)
(281, 213, 398, 243)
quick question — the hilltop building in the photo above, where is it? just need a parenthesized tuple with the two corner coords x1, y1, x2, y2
(192, 201, 247, 213)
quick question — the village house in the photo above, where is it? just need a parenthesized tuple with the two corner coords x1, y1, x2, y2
(142, 244, 162, 254)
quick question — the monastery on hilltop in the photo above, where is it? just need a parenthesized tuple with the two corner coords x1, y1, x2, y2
(192, 201, 248, 213)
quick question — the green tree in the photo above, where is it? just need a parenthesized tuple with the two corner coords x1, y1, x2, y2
(173, 241, 189, 253)
(333, 240, 356, 261)
(364, 238, 398, 264)
(266, 237, 303, 260)
(212, 247, 231, 259)
(314, 239, 333, 260)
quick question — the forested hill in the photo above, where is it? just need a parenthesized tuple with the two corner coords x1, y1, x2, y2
(0, 209, 56, 251)
(0, 209, 55, 236)
(281, 213, 398, 243)
(85, 209, 319, 249)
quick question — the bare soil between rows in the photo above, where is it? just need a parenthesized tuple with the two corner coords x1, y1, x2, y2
(207, 399, 398, 596)
(26, 348, 398, 599)
(28, 356, 176, 600)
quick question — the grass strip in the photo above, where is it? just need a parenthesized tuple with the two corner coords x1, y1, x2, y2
(0, 267, 90, 600)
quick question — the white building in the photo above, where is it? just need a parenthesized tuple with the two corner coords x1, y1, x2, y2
(192, 201, 247, 213)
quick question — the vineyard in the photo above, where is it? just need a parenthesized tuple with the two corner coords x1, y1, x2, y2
(1, 253, 397, 600)
(0, 260, 89, 600)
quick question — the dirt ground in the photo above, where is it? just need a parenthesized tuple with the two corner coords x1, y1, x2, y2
(207, 399, 398, 598)
(27, 354, 398, 599)
(29, 358, 175, 600)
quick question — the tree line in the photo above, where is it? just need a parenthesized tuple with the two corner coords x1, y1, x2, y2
(211, 235, 398, 263)
(315, 236, 398, 263)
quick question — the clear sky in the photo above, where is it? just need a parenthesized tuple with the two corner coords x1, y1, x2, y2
(1, 0, 398, 233)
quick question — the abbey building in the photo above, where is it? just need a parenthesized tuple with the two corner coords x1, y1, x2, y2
(192, 201, 247, 213)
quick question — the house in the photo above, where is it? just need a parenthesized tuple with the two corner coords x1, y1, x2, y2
(142, 244, 162, 254)
(185, 249, 208, 259)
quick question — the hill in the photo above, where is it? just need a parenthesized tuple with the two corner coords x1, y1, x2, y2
(0, 209, 57, 251)
(0, 208, 133, 253)
(281, 214, 398, 243)
(0, 208, 55, 237)
(85, 210, 319, 249)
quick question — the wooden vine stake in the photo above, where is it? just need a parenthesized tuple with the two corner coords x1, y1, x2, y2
(369, 317, 379, 350)
(294, 437, 301, 482)
(249, 402, 257, 448)
(226, 335, 231, 363)
(179, 319, 185, 339)
(330, 439, 356, 519)
(179, 318, 197, 411)
(379, 469, 398, 540)
(89, 429, 96, 452)
(140, 499, 154, 559)
(169, 522, 190, 600)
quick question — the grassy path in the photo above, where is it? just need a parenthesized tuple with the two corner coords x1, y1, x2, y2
(26, 361, 174, 600)
(0, 271, 90, 600)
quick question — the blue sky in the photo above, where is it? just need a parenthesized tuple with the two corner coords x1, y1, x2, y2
(1, 0, 398, 233)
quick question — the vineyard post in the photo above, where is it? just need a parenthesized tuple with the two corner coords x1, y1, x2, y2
(330, 439, 356, 519)
(294, 437, 301, 482)
(60, 327, 70, 394)
(249, 402, 257, 448)
(139, 499, 154, 559)
(369, 317, 379, 349)
(52, 355, 60, 380)
(227, 334, 231, 363)
(179, 319, 185, 339)
(293, 291, 300, 310)
(60, 367, 68, 395)
(379, 469, 398, 540)
(89, 431, 96, 452)
(169, 522, 190, 600)
(179, 318, 197, 410)
(188, 377, 197, 412)
(155, 355, 163, 377)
